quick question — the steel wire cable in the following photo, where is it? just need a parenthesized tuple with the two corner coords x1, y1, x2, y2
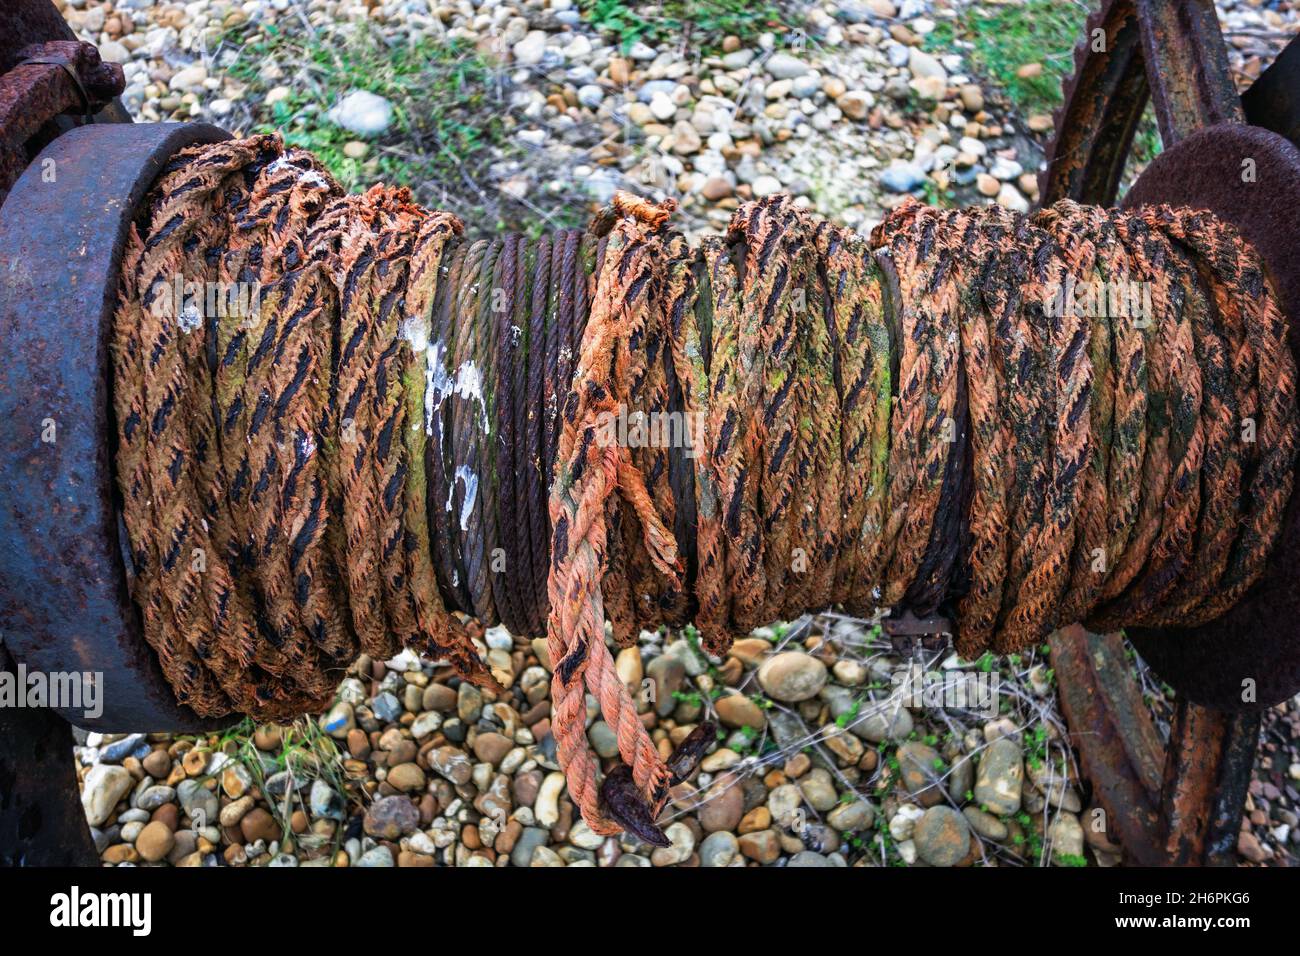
(112, 135, 1296, 838)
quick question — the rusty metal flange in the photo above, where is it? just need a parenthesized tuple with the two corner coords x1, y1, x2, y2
(0, 121, 231, 732)
(1121, 123, 1300, 711)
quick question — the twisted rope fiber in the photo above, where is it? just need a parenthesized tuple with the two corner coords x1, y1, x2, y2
(113, 136, 1296, 838)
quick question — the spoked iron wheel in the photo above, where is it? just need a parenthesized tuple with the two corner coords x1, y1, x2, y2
(1042, 0, 1300, 866)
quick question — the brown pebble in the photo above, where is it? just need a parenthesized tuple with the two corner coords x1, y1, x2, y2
(784, 753, 811, 778)
(252, 724, 283, 751)
(728, 638, 769, 667)
(422, 684, 457, 713)
(717, 657, 743, 685)
(135, 821, 175, 862)
(513, 770, 542, 807)
(553, 802, 573, 843)
(738, 829, 781, 864)
(763, 770, 787, 789)
(418, 793, 437, 826)
(347, 728, 371, 759)
(102, 844, 139, 864)
(142, 749, 172, 779)
(521, 701, 550, 726)
(497, 819, 523, 855)
(221, 765, 249, 799)
(311, 819, 337, 840)
(386, 762, 428, 792)
(1238, 829, 1269, 863)
(386, 739, 418, 766)
(182, 749, 208, 776)
(150, 803, 179, 831)
(472, 732, 513, 765)
(398, 850, 435, 867)
(239, 807, 282, 844)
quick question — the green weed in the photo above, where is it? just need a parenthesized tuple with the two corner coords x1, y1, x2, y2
(582, 0, 788, 54)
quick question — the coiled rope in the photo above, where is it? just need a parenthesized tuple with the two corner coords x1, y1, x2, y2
(112, 135, 1296, 837)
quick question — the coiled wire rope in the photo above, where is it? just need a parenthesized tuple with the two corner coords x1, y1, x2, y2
(111, 135, 1296, 838)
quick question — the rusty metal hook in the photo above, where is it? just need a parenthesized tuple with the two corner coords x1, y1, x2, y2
(599, 720, 717, 847)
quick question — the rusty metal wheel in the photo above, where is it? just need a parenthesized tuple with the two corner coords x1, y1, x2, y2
(0, 22, 235, 851)
(1042, 0, 1300, 866)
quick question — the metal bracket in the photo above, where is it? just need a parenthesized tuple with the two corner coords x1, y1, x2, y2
(0, 644, 99, 865)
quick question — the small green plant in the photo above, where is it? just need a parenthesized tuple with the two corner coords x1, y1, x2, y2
(871, 813, 904, 866)
(1012, 811, 1046, 860)
(227, 27, 500, 192)
(582, 0, 656, 50)
(925, 1, 1084, 117)
(200, 715, 352, 857)
(921, 178, 955, 209)
(581, 0, 788, 54)
(681, 622, 710, 665)
(924, 0, 1161, 178)
(1025, 724, 1050, 770)
(835, 696, 863, 729)
(218, 23, 583, 236)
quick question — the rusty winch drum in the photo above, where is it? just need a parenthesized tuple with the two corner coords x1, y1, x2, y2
(2, 0, 1300, 868)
